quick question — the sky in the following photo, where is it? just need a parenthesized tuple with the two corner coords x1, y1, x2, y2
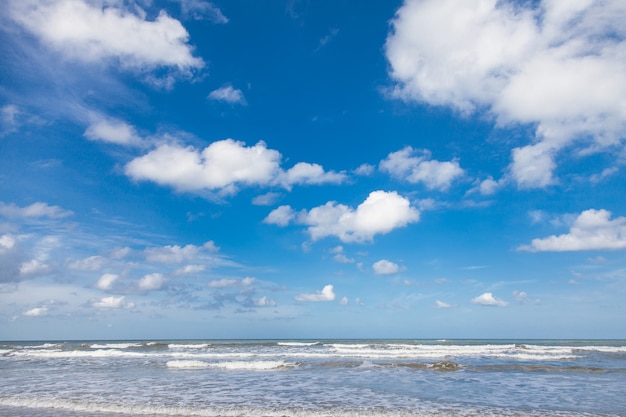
(1, 0, 625, 340)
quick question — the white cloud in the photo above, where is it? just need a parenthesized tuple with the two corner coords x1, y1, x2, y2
(96, 273, 119, 290)
(19, 259, 50, 276)
(84, 116, 143, 146)
(264, 205, 296, 227)
(252, 192, 281, 206)
(331, 246, 354, 264)
(354, 163, 375, 176)
(68, 255, 107, 271)
(208, 85, 246, 105)
(385, 0, 626, 188)
(477, 177, 501, 196)
(23, 306, 48, 317)
(278, 162, 347, 189)
(295, 284, 336, 302)
(126, 139, 346, 194)
(0, 235, 17, 252)
(175, 264, 206, 275)
(144, 241, 218, 263)
(0, 202, 73, 219)
(93, 295, 132, 309)
(208, 277, 255, 288)
(177, 0, 228, 23)
(434, 300, 451, 309)
(138, 273, 166, 291)
(379, 147, 464, 190)
(285, 190, 419, 243)
(372, 259, 401, 275)
(9, 0, 204, 77)
(519, 209, 626, 251)
(1, 104, 20, 137)
(255, 296, 276, 307)
(471, 292, 508, 307)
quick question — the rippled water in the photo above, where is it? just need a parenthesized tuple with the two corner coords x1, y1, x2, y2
(1, 339, 625, 416)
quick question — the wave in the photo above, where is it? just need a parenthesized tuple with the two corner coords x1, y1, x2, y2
(277, 341, 321, 347)
(89, 343, 143, 349)
(168, 343, 212, 350)
(166, 360, 299, 371)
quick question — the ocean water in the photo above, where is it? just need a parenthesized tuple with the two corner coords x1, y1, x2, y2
(1, 339, 625, 417)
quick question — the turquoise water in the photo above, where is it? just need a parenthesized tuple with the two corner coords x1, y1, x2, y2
(1, 339, 625, 416)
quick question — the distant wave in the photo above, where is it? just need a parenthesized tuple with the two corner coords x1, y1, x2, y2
(166, 360, 299, 371)
(276, 341, 321, 347)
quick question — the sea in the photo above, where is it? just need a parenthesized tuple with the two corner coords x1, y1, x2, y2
(1, 339, 625, 417)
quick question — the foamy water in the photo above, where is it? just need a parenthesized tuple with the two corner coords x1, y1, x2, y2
(1, 339, 625, 416)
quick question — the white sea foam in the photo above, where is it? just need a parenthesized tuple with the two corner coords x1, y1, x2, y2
(167, 359, 298, 371)
(166, 360, 211, 369)
(90, 343, 143, 349)
(277, 341, 320, 347)
(169, 343, 212, 350)
(10, 348, 146, 359)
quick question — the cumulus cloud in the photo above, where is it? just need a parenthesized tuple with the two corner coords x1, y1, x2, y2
(138, 273, 166, 291)
(208, 85, 246, 105)
(19, 259, 50, 276)
(379, 147, 464, 190)
(295, 284, 336, 302)
(96, 273, 119, 291)
(84, 116, 143, 146)
(386, 0, 626, 189)
(267, 190, 419, 243)
(372, 259, 401, 275)
(0, 202, 73, 219)
(263, 205, 296, 227)
(471, 292, 508, 307)
(8, 0, 204, 79)
(434, 300, 451, 309)
(125, 139, 346, 194)
(23, 306, 48, 317)
(519, 209, 626, 251)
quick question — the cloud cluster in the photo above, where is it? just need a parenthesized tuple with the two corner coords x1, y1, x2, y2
(386, 0, 626, 188)
(265, 190, 420, 243)
(8, 0, 204, 79)
(519, 209, 626, 252)
(126, 139, 346, 194)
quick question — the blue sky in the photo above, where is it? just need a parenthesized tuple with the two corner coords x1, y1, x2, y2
(1, 0, 625, 340)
